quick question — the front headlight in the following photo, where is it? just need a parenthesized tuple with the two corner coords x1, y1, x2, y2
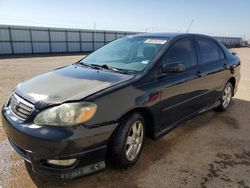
(34, 102, 97, 126)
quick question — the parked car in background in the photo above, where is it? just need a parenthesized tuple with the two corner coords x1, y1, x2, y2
(2, 33, 241, 179)
(241, 40, 249, 47)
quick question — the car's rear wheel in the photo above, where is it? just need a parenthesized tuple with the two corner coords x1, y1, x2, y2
(106, 113, 145, 168)
(217, 82, 233, 111)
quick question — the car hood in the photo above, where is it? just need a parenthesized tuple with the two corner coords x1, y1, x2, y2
(15, 64, 134, 104)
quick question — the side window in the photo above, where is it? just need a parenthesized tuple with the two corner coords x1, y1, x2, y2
(197, 39, 221, 64)
(218, 46, 226, 59)
(164, 39, 196, 68)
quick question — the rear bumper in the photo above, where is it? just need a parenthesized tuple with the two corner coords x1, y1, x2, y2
(2, 106, 117, 179)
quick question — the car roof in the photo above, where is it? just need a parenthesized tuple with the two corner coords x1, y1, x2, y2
(131, 32, 211, 39)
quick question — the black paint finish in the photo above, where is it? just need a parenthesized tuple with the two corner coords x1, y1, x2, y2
(2, 33, 241, 178)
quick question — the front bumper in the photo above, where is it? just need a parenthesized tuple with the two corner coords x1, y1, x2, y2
(2, 107, 118, 179)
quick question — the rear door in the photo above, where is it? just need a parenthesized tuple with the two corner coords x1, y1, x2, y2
(195, 37, 228, 105)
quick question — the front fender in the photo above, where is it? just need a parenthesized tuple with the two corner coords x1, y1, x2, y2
(84, 84, 161, 130)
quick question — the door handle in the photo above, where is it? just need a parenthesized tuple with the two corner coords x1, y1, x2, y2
(223, 64, 230, 69)
(197, 71, 205, 77)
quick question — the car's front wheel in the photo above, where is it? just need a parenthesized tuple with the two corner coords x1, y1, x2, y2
(106, 113, 145, 168)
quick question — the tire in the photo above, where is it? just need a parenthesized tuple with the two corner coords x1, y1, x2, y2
(106, 113, 145, 168)
(216, 82, 233, 111)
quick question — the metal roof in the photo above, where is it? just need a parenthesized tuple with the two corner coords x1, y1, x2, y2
(0, 24, 138, 34)
(132, 32, 243, 40)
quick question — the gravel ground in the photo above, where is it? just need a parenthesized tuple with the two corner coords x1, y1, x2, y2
(0, 49, 250, 188)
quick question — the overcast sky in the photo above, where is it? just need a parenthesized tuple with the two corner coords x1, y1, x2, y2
(0, 0, 249, 39)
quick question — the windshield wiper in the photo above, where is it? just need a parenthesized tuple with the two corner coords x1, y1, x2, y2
(78, 62, 134, 75)
(78, 62, 102, 70)
(90, 64, 134, 75)
(90, 63, 113, 70)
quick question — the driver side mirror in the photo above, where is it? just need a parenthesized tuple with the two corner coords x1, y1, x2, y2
(161, 62, 186, 73)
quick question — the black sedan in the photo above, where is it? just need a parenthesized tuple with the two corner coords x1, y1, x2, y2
(2, 33, 241, 179)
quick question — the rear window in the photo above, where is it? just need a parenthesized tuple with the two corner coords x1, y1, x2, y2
(197, 39, 220, 64)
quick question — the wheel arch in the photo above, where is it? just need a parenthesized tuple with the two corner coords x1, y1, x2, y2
(228, 77, 236, 96)
(119, 107, 156, 140)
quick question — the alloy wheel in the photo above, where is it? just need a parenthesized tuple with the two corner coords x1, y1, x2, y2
(222, 84, 232, 108)
(125, 120, 144, 161)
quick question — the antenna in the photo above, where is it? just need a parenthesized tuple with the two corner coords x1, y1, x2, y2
(186, 19, 194, 33)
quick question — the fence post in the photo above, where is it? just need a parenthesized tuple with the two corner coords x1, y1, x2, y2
(8, 26, 14, 54)
(79, 30, 82, 52)
(104, 31, 106, 44)
(48, 29, 52, 53)
(29, 28, 34, 54)
(92, 31, 95, 52)
(66, 30, 69, 53)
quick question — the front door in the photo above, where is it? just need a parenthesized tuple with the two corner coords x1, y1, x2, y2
(158, 38, 208, 132)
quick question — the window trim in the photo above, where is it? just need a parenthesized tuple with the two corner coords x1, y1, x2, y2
(161, 38, 198, 69)
(216, 43, 227, 60)
(195, 37, 225, 65)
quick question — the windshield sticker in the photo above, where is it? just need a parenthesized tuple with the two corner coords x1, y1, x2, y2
(141, 60, 150, 64)
(144, 39, 167, 44)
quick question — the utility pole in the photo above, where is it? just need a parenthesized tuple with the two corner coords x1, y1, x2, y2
(93, 21, 96, 30)
(186, 19, 194, 33)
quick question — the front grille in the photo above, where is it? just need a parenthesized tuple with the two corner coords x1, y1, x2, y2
(9, 94, 34, 121)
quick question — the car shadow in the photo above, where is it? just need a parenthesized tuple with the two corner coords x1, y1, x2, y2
(25, 98, 249, 187)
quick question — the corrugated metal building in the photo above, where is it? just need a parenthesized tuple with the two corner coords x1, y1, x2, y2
(0, 25, 137, 55)
(0, 25, 243, 55)
(213, 36, 242, 48)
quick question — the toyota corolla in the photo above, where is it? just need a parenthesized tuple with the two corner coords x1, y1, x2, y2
(2, 33, 241, 179)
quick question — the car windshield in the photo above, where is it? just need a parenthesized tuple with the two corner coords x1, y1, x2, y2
(79, 37, 168, 72)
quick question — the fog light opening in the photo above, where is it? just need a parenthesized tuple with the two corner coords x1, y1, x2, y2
(47, 158, 77, 167)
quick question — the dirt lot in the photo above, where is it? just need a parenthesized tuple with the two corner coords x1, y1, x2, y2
(0, 48, 250, 188)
